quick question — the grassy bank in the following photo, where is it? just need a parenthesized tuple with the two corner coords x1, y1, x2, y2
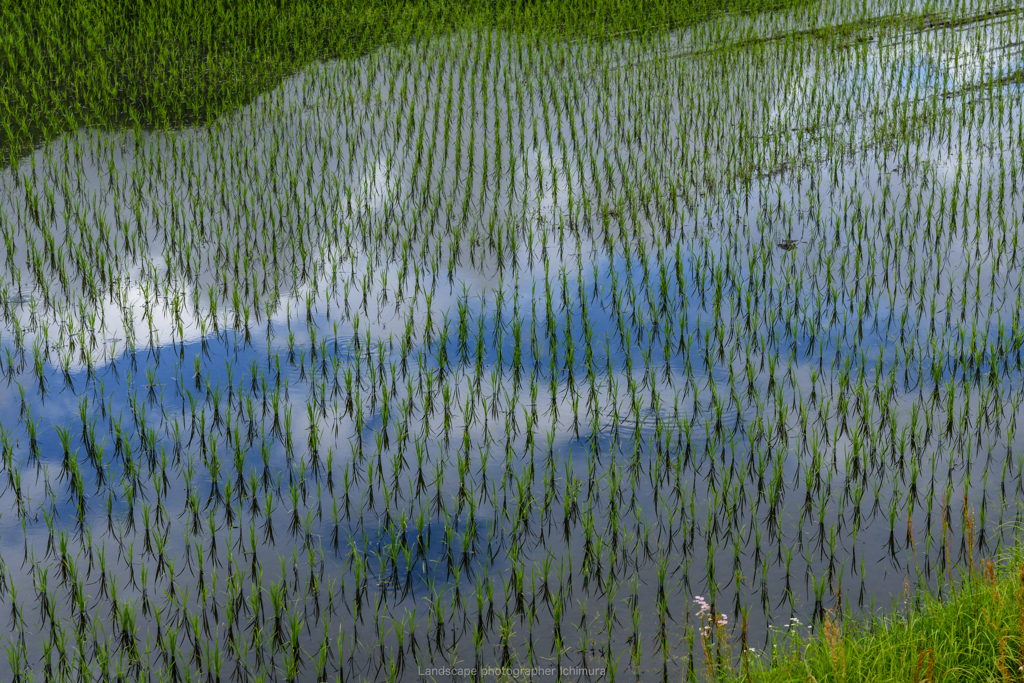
(716, 549, 1024, 683)
(0, 0, 803, 163)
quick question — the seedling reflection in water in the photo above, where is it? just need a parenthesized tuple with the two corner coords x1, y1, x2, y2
(0, 2, 1023, 681)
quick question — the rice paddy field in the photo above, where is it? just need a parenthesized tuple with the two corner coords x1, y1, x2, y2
(1, 0, 1024, 680)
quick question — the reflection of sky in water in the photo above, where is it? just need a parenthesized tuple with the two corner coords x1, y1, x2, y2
(0, 6, 1024, 681)
(888, 55, 948, 91)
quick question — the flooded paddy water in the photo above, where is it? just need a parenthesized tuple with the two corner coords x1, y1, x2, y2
(1, 0, 1024, 680)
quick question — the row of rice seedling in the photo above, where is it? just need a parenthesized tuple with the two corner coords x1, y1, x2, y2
(0, 0, 799, 164)
(0, 0, 1022, 680)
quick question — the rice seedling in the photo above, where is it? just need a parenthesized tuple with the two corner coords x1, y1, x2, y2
(1, 0, 1024, 680)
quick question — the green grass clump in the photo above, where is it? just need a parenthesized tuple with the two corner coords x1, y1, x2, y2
(730, 552, 1024, 683)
